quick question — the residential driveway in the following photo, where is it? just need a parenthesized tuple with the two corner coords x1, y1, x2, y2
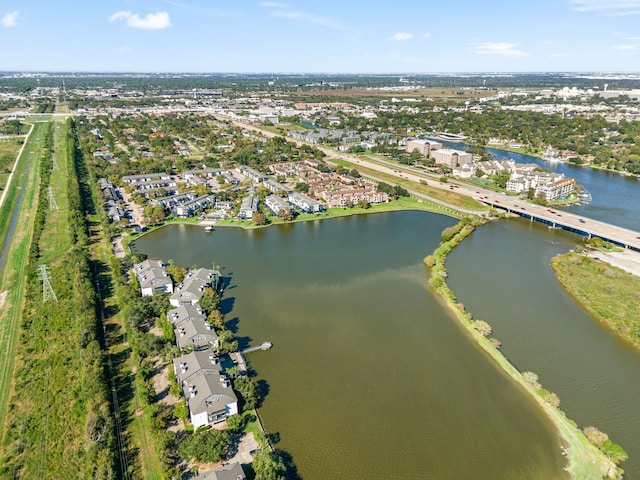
(120, 189, 146, 226)
(112, 235, 125, 258)
(227, 432, 259, 465)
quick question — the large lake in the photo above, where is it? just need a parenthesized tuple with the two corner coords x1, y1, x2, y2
(133, 213, 568, 480)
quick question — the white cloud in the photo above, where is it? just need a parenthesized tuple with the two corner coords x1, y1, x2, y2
(109, 11, 171, 30)
(391, 32, 413, 41)
(473, 42, 527, 57)
(1, 10, 19, 27)
(117, 46, 132, 53)
(568, 0, 640, 15)
(423, 32, 432, 38)
(260, 1, 286, 7)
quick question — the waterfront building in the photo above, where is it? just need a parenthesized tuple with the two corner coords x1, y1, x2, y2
(174, 194, 215, 218)
(169, 268, 219, 307)
(173, 350, 239, 429)
(265, 194, 291, 215)
(288, 191, 324, 213)
(175, 318, 219, 351)
(535, 178, 576, 201)
(152, 192, 197, 211)
(239, 195, 259, 219)
(167, 304, 207, 326)
(133, 259, 173, 297)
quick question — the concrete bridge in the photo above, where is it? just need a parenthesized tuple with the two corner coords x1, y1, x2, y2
(480, 196, 640, 252)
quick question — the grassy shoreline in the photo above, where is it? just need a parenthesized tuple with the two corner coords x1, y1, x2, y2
(123, 196, 467, 247)
(425, 220, 621, 480)
(551, 251, 640, 351)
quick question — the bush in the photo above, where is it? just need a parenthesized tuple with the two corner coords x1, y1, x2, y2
(473, 320, 492, 337)
(522, 371, 541, 389)
(225, 414, 243, 433)
(602, 440, 628, 464)
(178, 428, 230, 463)
(583, 426, 608, 448)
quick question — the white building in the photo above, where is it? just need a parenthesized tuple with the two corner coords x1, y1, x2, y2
(133, 259, 173, 297)
(173, 350, 238, 429)
(536, 178, 576, 201)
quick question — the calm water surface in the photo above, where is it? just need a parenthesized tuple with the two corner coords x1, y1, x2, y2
(448, 219, 640, 478)
(133, 212, 567, 480)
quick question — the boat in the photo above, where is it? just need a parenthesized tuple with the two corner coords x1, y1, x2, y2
(204, 225, 214, 232)
(542, 146, 561, 162)
(579, 191, 592, 204)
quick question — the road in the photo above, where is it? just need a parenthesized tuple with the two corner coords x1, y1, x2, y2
(587, 250, 640, 277)
(223, 119, 640, 249)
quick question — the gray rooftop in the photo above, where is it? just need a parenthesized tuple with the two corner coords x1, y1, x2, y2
(200, 462, 246, 480)
(175, 318, 219, 351)
(183, 370, 238, 419)
(167, 304, 207, 326)
(173, 349, 222, 384)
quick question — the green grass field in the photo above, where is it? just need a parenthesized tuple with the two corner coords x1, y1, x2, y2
(0, 121, 46, 445)
(552, 252, 640, 350)
(0, 137, 23, 191)
(37, 122, 71, 264)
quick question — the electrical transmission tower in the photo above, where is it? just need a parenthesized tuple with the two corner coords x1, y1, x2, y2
(37, 265, 57, 303)
(52, 153, 59, 171)
(48, 186, 58, 211)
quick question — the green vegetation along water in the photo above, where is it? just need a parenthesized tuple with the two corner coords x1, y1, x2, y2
(132, 212, 567, 480)
(447, 219, 640, 479)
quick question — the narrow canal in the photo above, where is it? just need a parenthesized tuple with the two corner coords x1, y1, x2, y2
(447, 218, 640, 478)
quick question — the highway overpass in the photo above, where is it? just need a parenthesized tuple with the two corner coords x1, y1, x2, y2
(479, 196, 640, 252)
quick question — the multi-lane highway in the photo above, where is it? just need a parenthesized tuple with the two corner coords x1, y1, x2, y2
(341, 154, 640, 251)
(229, 120, 640, 251)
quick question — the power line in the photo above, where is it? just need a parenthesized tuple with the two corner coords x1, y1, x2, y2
(48, 186, 58, 211)
(37, 265, 57, 303)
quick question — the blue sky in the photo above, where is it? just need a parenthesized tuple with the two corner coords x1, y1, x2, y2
(1, 0, 640, 73)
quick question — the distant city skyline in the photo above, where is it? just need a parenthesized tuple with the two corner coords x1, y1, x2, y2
(2, 0, 640, 73)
